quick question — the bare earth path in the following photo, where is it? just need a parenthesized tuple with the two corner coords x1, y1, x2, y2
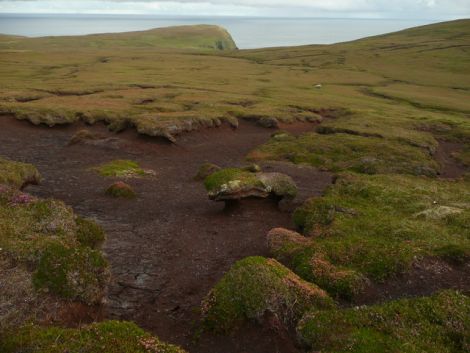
(0, 116, 332, 353)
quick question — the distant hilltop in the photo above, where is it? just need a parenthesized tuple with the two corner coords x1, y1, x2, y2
(0, 24, 238, 51)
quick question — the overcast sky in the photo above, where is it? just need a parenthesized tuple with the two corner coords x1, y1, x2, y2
(0, 0, 469, 18)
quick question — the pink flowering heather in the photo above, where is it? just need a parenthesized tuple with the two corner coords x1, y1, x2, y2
(9, 192, 36, 206)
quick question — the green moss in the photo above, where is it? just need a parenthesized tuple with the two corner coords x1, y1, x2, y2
(75, 216, 106, 248)
(0, 320, 187, 353)
(250, 132, 439, 176)
(95, 160, 145, 178)
(33, 242, 109, 305)
(288, 173, 470, 283)
(297, 290, 470, 353)
(203, 168, 261, 192)
(105, 181, 137, 198)
(0, 157, 41, 189)
(201, 256, 334, 333)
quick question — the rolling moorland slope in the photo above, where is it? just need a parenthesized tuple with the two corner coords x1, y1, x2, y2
(0, 19, 469, 353)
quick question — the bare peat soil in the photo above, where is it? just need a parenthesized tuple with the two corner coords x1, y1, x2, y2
(0, 116, 332, 353)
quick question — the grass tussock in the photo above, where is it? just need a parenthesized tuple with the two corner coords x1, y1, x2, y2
(201, 256, 334, 333)
(0, 184, 109, 307)
(297, 290, 470, 353)
(287, 173, 469, 285)
(0, 157, 41, 189)
(0, 320, 187, 353)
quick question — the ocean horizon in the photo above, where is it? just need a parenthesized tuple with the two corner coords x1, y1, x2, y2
(0, 13, 437, 49)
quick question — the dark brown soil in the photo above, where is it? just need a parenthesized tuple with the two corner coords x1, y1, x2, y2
(0, 116, 332, 353)
(435, 140, 467, 178)
(357, 258, 470, 306)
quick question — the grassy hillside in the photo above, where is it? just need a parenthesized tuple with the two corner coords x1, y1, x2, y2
(0, 24, 237, 51)
(0, 19, 469, 353)
(0, 20, 468, 146)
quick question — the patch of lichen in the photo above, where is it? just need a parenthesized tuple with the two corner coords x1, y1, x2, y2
(290, 173, 470, 282)
(203, 168, 261, 192)
(297, 290, 470, 353)
(0, 157, 41, 189)
(0, 320, 187, 353)
(201, 256, 334, 333)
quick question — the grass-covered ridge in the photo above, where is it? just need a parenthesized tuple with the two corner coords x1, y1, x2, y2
(1, 320, 187, 353)
(0, 24, 237, 51)
(1, 20, 468, 149)
(268, 172, 470, 300)
(297, 290, 470, 353)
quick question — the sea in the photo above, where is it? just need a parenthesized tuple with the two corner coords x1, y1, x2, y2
(0, 14, 435, 49)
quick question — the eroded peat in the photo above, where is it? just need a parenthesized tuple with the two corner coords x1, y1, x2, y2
(0, 116, 331, 352)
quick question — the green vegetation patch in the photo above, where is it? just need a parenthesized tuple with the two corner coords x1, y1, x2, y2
(204, 168, 261, 192)
(75, 216, 106, 248)
(0, 182, 109, 304)
(0, 157, 41, 189)
(297, 290, 470, 353)
(201, 256, 334, 333)
(249, 131, 439, 176)
(268, 228, 368, 300)
(290, 173, 470, 282)
(95, 160, 146, 178)
(0, 320, 187, 353)
(33, 242, 109, 304)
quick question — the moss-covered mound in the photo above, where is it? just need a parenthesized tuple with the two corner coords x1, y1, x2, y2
(194, 162, 221, 181)
(95, 159, 146, 178)
(33, 242, 108, 304)
(297, 290, 470, 353)
(204, 167, 297, 201)
(267, 228, 367, 300)
(0, 320, 187, 353)
(201, 256, 334, 332)
(0, 185, 109, 306)
(105, 181, 136, 198)
(0, 157, 41, 189)
(290, 173, 470, 282)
